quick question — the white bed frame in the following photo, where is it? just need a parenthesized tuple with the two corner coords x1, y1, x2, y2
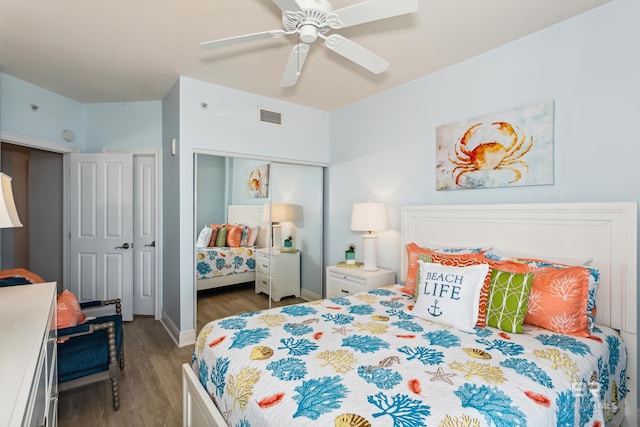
(196, 205, 267, 292)
(184, 202, 638, 426)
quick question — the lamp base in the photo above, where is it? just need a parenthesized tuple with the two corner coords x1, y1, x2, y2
(362, 234, 378, 271)
(272, 224, 282, 249)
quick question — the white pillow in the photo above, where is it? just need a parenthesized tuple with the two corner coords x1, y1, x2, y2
(246, 224, 260, 246)
(411, 261, 489, 332)
(196, 226, 213, 248)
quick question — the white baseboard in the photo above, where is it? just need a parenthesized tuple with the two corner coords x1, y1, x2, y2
(160, 310, 196, 347)
(301, 288, 320, 301)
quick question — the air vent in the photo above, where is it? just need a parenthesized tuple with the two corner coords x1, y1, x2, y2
(259, 108, 282, 126)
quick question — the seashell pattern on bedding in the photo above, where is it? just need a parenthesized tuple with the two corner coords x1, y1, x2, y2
(192, 285, 627, 426)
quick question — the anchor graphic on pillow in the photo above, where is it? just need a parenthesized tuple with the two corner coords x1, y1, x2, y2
(427, 299, 442, 317)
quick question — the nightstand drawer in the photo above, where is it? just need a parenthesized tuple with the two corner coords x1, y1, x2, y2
(329, 273, 367, 296)
(256, 252, 275, 275)
(326, 266, 395, 298)
(255, 272, 270, 294)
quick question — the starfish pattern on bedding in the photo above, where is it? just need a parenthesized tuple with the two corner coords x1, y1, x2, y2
(425, 366, 456, 385)
(332, 325, 352, 335)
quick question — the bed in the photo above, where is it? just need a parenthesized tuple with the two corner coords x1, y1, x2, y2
(183, 202, 637, 426)
(196, 205, 267, 292)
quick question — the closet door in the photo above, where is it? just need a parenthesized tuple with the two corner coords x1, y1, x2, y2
(194, 154, 324, 320)
(268, 162, 323, 305)
(69, 153, 134, 320)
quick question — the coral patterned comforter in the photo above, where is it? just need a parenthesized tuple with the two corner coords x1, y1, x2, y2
(196, 247, 256, 280)
(192, 285, 627, 427)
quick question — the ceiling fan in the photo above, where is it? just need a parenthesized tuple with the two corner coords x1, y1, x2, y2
(200, 0, 418, 87)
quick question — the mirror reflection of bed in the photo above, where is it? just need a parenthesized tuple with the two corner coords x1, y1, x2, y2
(194, 154, 323, 334)
(196, 283, 307, 333)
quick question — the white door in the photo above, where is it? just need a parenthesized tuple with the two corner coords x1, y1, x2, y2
(69, 153, 134, 320)
(132, 155, 156, 315)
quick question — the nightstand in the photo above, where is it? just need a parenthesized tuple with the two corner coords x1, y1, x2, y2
(326, 265, 395, 298)
(255, 248, 301, 302)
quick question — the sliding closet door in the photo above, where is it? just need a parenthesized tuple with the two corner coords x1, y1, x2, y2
(194, 153, 323, 326)
(268, 163, 323, 304)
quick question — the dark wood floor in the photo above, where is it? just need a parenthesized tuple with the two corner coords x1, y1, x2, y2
(57, 283, 306, 426)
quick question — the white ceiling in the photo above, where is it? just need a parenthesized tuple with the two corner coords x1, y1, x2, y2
(0, 0, 611, 111)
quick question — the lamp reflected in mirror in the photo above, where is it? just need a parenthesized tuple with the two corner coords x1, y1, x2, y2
(350, 202, 389, 271)
(262, 202, 289, 249)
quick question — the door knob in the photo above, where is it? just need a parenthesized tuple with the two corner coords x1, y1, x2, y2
(145, 241, 156, 247)
(115, 243, 130, 249)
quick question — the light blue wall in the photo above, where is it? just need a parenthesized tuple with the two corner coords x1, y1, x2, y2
(0, 73, 84, 148)
(84, 102, 162, 151)
(0, 74, 162, 152)
(328, 0, 640, 279)
(172, 76, 330, 335)
(161, 79, 181, 331)
(329, 2, 639, 410)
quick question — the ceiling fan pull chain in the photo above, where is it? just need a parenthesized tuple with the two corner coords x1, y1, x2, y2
(296, 33, 300, 76)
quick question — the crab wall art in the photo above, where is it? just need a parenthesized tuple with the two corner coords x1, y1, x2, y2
(436, 99, 554, 190)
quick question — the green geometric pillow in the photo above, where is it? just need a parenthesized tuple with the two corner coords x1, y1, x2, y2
(485, 269, 534, 333)
(215, 227, 228, 247)
(413, 253, 433, 300)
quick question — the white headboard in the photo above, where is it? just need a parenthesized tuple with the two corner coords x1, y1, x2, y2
(228, 205, 267, 248)
(400, 202, 637, 420)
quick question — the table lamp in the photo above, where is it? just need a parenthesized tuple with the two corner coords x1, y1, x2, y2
(262, 202, 289, 248)
(350, 202, 389, 271)
(0, 173, 22, 228)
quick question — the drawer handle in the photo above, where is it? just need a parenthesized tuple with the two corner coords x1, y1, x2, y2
(341, 289, 349, 294)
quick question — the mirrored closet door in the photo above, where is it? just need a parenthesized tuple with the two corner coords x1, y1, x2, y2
(194, 153, 323, 328)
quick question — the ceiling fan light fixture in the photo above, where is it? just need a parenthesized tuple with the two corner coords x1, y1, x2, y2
(298, 24, 319, 43)
(201, 0, 419, 87)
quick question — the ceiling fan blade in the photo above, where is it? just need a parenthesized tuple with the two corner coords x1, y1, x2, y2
(323, 34, 389, 74)
(271, 0, 301, 12)
(330, 0, 418, 29)
(200, 30, 286, 49)
(281, 43, 310, 87)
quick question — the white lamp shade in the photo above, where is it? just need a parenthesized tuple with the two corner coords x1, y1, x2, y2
(350, 202, 389, 232)
(0, 173, 22, 228)
(262, 202, 289, 223)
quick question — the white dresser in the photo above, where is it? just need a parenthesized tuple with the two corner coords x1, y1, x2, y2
(255, 248, 301, 302)
(326, 266, 395, 298)
(0, 282, 58, 427)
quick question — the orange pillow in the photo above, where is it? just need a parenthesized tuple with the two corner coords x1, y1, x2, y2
(225, 223, 244, 248)
(401, 243, 486, 296)
(207, 224, 221, 247)
(57, 290, 86, 329)
(430, 252, 492, 327)
(524, 265, 591, 337)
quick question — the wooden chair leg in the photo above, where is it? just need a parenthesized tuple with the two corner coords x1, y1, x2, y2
(119, 345, 126, 370)
(110, 376, 120, 411)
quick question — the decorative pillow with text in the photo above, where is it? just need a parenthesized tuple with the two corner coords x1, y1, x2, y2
(411, 261, 489, 332)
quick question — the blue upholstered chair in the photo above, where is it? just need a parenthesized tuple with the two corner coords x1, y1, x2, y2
(0, 269, 125, 410)
(57, 298, 126, 411)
